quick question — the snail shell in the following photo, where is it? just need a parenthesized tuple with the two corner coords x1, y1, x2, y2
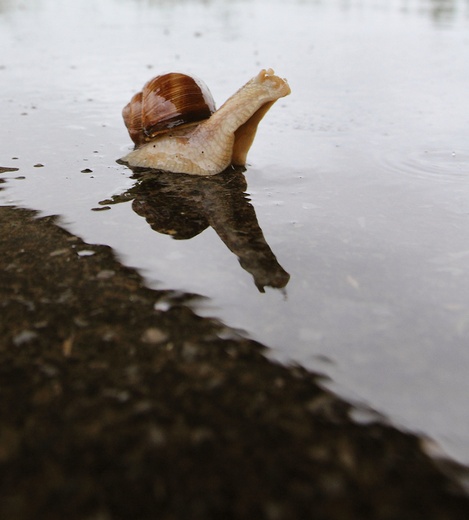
(121, 68, 291, 175)
(122, 73, 216, 147)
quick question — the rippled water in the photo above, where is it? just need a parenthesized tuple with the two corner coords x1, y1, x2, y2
(2, 0, 469, 463)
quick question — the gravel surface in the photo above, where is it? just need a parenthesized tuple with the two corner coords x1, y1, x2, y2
(1, 205, 469, 520)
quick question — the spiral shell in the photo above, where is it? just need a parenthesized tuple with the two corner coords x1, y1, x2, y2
(122, 73, 216, 147)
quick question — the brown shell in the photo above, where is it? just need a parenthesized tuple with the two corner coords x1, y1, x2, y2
(122, 73, 216, 147)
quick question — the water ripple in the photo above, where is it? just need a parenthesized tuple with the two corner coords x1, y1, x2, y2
(380, 149, 469, 183)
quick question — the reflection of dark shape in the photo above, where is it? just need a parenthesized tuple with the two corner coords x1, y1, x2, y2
(104, 167, 290, 292)
(428, 0, 457, 24)
(130, 175, 209, 240)
(0, 166, 19, 191)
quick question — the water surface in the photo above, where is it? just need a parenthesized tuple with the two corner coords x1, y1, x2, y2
(2, 0, 469, 463)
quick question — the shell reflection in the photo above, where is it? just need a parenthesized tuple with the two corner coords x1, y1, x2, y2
(101, 168, 290, 292)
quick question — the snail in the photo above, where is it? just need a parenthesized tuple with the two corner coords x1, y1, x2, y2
(121, 68, 291, 175)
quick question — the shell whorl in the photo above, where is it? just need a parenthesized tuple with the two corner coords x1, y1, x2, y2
(122, 73, 216, 147)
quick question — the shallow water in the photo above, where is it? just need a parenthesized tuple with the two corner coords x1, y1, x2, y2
(2, 0, 469, 464)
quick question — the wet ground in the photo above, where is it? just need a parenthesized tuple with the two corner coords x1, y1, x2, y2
(2, 0, 469, 517)
(1, 204, 469, 519)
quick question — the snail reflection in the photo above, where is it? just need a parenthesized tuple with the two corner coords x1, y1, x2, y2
(102, 167, 290, 292)
(113, 68, 290, 290)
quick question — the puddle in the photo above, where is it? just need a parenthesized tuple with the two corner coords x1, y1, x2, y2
(3, 206, 469, 518)
(379, 149, 469, 182)
(2, 0, 469, 467)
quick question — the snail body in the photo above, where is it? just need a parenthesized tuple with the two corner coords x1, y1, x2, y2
(121, 69, 291, 175)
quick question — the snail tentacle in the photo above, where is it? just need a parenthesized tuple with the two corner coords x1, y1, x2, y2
(121, 69, 290, 175)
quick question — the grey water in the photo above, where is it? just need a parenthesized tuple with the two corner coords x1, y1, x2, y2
(2, 0, 469, 464)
